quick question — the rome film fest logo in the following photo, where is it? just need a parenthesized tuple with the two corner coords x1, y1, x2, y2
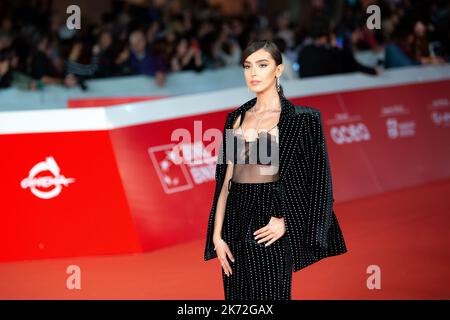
(20, 156, 75, 199)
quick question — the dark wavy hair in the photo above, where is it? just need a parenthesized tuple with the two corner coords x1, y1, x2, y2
(240, 40, 285, 99)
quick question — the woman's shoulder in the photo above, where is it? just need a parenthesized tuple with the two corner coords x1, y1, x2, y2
(292, 105, 323, 130)
(293, 105, 321, 117)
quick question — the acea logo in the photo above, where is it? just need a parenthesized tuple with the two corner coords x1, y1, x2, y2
(20, 156, 76, 199)
(328, 113, 371, 145)
(330, 124, 371, 145)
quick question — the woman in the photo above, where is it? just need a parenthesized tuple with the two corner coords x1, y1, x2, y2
(204, 40, 347, 300)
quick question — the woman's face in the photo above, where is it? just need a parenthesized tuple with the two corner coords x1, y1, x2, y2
(243, 48, 283, 94)
(414, 21, 426, 37)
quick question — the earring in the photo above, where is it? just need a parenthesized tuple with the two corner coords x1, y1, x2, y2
(276, 77, 280, 92)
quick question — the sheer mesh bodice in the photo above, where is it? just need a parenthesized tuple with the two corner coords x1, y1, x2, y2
(226, 110, 280, 183)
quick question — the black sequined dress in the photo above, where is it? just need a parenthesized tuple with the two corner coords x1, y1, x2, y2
(221, 110, 293, 300)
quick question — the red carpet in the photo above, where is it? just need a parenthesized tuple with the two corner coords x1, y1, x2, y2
(1, 178, 449, 299)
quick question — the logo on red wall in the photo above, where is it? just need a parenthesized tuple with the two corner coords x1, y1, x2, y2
(329, 113, 371, 144)
(148, 144, 194, 194)
(386, 118, 416, 138)
(20, 156, 76, 199)
(429, 98, 450, 127)
(148, 141, 216, 194)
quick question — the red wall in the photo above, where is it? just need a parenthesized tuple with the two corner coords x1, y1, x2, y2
(1, 79, 449, 262)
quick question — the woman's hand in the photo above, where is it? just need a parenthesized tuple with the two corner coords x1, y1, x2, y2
(213, 238, 235, 276)
(254, 216, 286, 246)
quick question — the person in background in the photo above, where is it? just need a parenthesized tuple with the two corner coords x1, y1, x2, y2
(214, 23, 242, 67)
(330, 28, 381, 76)
(28, 33, 78, 90)
(127, 29, 167, 87)
(410, 19, 446, 65)
(298, 19, 379, 78)
(297, 20, 341, 78)
(0, 49, 12, 88)
(92, 29, 122, 78)
(273, 37, 295, 80)
(385, 16, 446, 68)
(275, 11, 295, 50)
(170, 35, 204, 72)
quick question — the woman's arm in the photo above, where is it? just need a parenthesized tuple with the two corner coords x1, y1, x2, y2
(212, 114, 241, 245)
(213, 161, 236, 277)
(212, 161, 233, 245)
(210, 114, 241, 275)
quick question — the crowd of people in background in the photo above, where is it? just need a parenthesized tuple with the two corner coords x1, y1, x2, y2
(0, 0, 448, 90)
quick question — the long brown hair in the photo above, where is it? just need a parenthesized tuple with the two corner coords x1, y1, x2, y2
(240, 40, 286, 99)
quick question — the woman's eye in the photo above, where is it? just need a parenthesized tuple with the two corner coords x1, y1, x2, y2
(243, 64, 267, 69)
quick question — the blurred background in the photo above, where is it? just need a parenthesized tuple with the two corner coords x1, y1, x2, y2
(0, 0, 448, 109)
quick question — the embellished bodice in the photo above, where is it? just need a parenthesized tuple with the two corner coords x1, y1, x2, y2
(226, 110, 280, 183)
